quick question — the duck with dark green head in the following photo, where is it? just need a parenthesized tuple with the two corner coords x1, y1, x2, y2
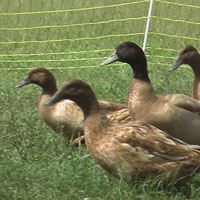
(101, 41, 200, 145)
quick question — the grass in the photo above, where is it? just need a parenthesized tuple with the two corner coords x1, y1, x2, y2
(1, 0, 200, 199)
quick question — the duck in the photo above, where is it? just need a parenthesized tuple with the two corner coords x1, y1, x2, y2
(45, 79, 200, 184)
(100, 42, 200, 145)
(169, 45, 200, 100)
(16, 67, 131, 142)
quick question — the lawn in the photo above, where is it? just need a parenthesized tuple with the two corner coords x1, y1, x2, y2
(0, 0, 200, 199)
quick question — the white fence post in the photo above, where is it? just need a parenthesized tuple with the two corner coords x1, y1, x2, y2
(143, 0, 154, 52)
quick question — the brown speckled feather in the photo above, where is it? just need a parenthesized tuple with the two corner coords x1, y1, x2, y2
(85, 115, 200, 183)
(46, 79, 200, 185)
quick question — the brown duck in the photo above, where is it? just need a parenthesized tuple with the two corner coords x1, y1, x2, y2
(16, 67, 131, 142)
(101, 42, 200, 145)
(45, 79, 200, 184)
(169, 45, 200, 100)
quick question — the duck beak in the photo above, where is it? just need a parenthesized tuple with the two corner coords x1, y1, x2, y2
(169, 57, 183, 72)
(100, 50, 119, 66)
(15, 77, 31, 88)
(45, 90, 64, 106)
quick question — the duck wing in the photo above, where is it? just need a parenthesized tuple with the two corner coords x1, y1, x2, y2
(98, 100, 128, 111)
(164, 94, 200, 112)
(115, 121, 200, 163)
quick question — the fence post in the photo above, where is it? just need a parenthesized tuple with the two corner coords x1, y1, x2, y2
(143, 0, 154, 52)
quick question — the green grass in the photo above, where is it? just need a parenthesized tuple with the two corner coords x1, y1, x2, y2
(1, 0, 200, 199)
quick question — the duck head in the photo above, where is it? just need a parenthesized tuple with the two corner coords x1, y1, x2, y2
(16, 67, 57, 93)
(100, 42, 149, 81)
(45, 79, 99, 118)
(169, 45, 199, 72)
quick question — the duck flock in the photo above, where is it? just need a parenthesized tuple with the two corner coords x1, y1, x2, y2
(16, 42, 200, 186)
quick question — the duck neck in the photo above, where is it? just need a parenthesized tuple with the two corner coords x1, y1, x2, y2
(130, 77, 155, 98)
(191, 56, 200, 100)
(130, 62, 151, 82)
(41, 80, 57, 96)
(84, 102, 100, 120)
(75, 96, 101, 120)
(83, 99, 110, 145)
